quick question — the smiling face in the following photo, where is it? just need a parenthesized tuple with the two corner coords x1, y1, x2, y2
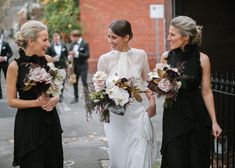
(167, 25, 189, 50)
(29, 30, 50, 56)
(107, 28, 129, 51)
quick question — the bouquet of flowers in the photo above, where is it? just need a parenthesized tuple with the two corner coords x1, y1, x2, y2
(148, 62, 187, 107)
(86, 71, 146, 122)
(23, 62, 66, 97)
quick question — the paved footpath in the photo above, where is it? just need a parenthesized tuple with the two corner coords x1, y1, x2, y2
(0, 39, 163, 168)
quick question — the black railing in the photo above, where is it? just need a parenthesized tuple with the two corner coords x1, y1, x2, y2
(210, 72, 235, 168)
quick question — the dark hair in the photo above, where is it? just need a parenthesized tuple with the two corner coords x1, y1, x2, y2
(70, 29, 82, 37)
(109, 19, 133, 40)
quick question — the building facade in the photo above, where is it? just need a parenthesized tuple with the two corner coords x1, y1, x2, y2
(79, 0, 165, 72)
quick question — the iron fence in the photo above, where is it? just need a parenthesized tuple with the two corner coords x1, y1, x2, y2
(210, 72, 235, 168)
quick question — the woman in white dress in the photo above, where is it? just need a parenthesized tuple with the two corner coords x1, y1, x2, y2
(97, 19, 156, 168)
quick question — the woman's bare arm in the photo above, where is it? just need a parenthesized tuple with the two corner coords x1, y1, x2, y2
(200, 53, 222, 138)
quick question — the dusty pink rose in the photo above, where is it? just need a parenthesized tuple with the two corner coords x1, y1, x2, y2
(158, 78, 173, 92)
(29, 67, 52, 83)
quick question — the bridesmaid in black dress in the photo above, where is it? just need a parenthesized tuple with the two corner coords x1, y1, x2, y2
(6, 20, 63, 168)
(160, 16, 222, 168)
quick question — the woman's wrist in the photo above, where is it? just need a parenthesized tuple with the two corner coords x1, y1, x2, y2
(52, 96, 59, 103)
(35, 99, 41, 107)
(212, 119, 218, 125)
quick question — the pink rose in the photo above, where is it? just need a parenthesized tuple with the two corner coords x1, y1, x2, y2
(29, 67, 52, 83)
(94, 80, 106, 92)
(158, 78, 173, 92)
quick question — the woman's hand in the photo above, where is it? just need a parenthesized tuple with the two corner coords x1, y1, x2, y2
(212, 121, 222, 139)
(36, 94, 50, 107)
(146, 93, 156, 118)
(45, 54, 54, 63)
(41, 96, 59, 112)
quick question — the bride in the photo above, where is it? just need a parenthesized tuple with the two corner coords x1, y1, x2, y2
(97, 19, 156, 168)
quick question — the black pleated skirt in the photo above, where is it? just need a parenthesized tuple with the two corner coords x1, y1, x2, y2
(13, 107, 63, 168)
(161, 130, 211, 168)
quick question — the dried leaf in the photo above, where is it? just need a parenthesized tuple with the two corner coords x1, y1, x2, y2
(134, 93, 142, 102)
(158, 69, 166, 78)
(23, 85, 33, 91)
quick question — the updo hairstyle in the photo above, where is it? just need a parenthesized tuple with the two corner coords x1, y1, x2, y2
(109, 19, 133, 40)
(15, 20, 47, 48)
(170, 16, 203, 46)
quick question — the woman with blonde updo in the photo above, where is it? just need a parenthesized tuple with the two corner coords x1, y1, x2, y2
(7, 20, 63, 168)
(159, 16, 222, 168)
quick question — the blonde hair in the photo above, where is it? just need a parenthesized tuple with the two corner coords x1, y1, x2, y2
(15, 20, 47, 48)
(170, 16, 202, 46)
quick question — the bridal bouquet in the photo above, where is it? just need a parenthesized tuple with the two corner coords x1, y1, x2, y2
(148, 62, 186, 107)
(23, 62, 66, 97)
(86, 71, 145, 122)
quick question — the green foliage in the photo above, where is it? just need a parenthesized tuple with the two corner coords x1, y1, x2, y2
(42, 0, 80, 41)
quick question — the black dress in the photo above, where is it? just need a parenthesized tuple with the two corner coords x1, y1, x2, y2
(160, 45, 212, 168)
(13, 49, 63, 168)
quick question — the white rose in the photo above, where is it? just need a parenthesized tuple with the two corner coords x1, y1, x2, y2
(108, 86, 129, 106)
(93, 71, 107, 81)
(154, 63, 165, 71)
(176, 81, 182, 90)
(148, 71, 159, 80)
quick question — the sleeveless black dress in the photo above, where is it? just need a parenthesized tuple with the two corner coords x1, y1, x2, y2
(13, 49, 63, 168)
(160, 45, 212, 168)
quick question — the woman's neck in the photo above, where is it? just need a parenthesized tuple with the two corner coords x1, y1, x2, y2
(118, 45, 130, 52)
(24, 48, 35, 56)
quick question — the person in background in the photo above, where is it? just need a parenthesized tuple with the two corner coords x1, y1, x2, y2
(68, 29, 89, 104)
(6, 20, 63, 168)
(160, 15, 222, 168)
(47, 31, 68, 102)
(0, 30, 13, 99)
(97, 19, 156, 168)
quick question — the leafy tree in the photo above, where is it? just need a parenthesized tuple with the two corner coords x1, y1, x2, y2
(42, 0, 80, 42)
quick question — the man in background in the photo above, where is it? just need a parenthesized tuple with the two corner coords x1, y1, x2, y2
(68, 29, 89, 104)
(47, 32, 68, 102)
(0, 31, 13, 99)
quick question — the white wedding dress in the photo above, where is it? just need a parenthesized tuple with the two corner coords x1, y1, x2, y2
(98, 48, 156, 168)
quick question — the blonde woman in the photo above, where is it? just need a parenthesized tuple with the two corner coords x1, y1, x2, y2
(7, 20, 63, 168)
(160, 16, 222, 168)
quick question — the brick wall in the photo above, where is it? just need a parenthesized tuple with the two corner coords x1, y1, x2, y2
(80, 0, 165, 72)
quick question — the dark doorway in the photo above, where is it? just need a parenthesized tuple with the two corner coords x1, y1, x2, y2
(165, 0, 235, 72)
